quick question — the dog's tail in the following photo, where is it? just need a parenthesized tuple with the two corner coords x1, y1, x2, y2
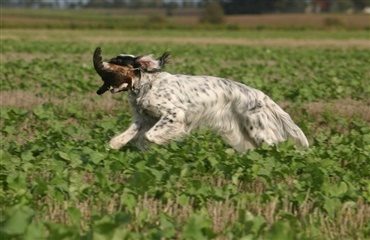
(263, 96, 309, 147)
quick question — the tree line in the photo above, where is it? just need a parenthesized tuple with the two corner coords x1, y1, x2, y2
(2, 0, 369, 13)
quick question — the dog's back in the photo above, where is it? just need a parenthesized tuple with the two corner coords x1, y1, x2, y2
(139, 72, 308, 151)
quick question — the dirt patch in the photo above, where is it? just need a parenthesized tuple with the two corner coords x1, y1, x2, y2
(0, 90, 53, 108)
(227, 14, 370, 28)
(0, 52, 53, 62)
(0, 90, 126, 113)
(49, 36, 370, 48)
(304, 98, 370, 122)
(1, 31, 369, 48)
(2, 16, 101, 25)
(0, 52, 92, 62)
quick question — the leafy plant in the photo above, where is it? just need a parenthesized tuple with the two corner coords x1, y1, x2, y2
(0, 28, 369, 239)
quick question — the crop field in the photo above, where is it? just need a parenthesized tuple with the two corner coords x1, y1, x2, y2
(1, 27, 370, 239)
(2, 8, 370, 30)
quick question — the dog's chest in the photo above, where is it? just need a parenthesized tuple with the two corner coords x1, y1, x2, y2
(130, 89, 163, 119)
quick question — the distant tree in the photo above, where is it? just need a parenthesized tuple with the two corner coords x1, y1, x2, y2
(113, 0, 126, 8)
(0, 0, 12, 7)
(24, 0, 36, 7)
(130, 0, 145, 8)
(152, 0, 164, 8)
(86, 0, 105, 8)
(220, 0, 274, 14)
(352, 0, 370, 9)
(274, 0, 306, 12)
(164, 1, 178, 16)
(199, 2, 225, 24)
(198, 0, 211, 7)
(336, 0, 353, 11)
(183, 0, 195, 8)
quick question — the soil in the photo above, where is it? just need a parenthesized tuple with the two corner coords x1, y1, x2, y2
(1, 33, 368, 48)
(94, 36, 370, 48)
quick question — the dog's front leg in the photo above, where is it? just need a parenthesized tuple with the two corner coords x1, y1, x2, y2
(110, 122, 140, 149)
(145, 110, 186, 145)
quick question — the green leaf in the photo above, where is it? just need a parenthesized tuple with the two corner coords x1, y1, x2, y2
(248, 151, 262, 161)
(323, 198, 341, 217)
(182, 212, 215, 240)
(67, 207, 81, 230)
(0, 205, 35, 235)
(21, 151, 34, 162)
(120, 193, 137, 211)
(58, 151, 71, 162)
(114, 212, 131, 225)
(93, 215, 117, 238)
(159, 213, 176, 238)
(264, 221, 295, 240)
(249, 215, 267, 235)
(24, 222, 47, 240)
(89, 151, 106, 164)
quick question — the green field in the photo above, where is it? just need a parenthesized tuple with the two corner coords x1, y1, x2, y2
(2, 8, 370, 30)
(1, 28, 370, 239)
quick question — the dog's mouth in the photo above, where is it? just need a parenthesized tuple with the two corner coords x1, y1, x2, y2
(97, 80, 131, 95)
(109, 82, 130, 93)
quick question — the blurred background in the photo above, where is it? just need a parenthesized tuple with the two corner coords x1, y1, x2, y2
(1, 0, 370, 30)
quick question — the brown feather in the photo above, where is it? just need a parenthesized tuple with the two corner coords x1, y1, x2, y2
(93, 47, 105, 76)
(93, 47, 133, 95)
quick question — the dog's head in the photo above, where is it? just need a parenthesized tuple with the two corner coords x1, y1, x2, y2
(93, 47, 170, 95)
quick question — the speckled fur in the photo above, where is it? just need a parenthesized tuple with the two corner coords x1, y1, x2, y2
(109, 70, 309, 152)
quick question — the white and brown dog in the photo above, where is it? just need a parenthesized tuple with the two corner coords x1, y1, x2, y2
(93, 47, 308, 152)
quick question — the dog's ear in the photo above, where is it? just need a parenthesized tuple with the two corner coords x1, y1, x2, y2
(157, 51, 170, 68)
(135, 52, 170, 72)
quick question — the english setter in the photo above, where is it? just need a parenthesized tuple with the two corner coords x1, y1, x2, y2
(93, 47, 309, 152)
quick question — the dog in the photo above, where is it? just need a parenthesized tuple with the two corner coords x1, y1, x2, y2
(93, 47, 309, 152)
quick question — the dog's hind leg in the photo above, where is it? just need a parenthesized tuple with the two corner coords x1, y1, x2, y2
(110, 122, 140, 149)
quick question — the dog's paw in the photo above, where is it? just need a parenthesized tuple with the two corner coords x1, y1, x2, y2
(145, 132, 166, 145)
(109, 138, 123, 150)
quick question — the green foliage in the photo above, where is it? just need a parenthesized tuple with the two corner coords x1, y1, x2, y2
(146, 14, 167, 24)
(0, 29, 369, 239)
(199, 2, 225, 25)
(2, 8, 369, 30)
(324, 17, 344, 28)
